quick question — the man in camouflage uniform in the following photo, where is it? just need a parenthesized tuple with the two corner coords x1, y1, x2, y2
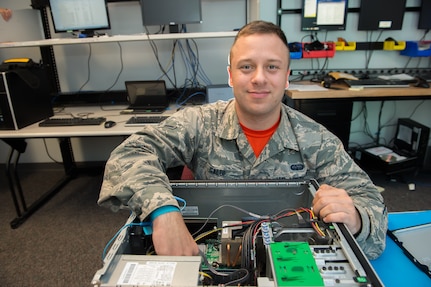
(99, 20, 387, 260)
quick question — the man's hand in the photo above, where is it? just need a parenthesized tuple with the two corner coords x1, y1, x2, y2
(312, 184, 362, 235)
(151, 211, 199, 256)
(0, 8, 12, 22)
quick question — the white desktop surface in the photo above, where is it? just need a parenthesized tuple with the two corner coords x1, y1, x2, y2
(0, 105, 176, 138)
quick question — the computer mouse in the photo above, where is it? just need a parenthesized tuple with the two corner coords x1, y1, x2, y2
(104, 120, 116, 128)
(414, 77, 430, 88)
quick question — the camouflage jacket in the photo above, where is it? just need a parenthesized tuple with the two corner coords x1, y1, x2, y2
(98, 100, 387, 259)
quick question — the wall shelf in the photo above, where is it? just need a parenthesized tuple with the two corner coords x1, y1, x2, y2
(0, 31, 238, 48)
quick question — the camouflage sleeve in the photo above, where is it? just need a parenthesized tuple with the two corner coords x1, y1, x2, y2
(314, 131, 388, 260)
(98, 109, 200, 221)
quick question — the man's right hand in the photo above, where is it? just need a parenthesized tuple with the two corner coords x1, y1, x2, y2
(151, 211, 199, 256)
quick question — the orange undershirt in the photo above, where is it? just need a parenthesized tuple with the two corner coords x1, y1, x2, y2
(240, 117, 281, 157)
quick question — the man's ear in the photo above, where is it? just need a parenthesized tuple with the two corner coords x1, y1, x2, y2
(285, 69, 290, 90)
(227, 66, 233, 87)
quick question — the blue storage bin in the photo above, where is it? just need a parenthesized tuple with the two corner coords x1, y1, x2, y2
(400, 41, 431, 57)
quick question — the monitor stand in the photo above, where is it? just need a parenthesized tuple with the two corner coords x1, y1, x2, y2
(169, 24, 180, 33)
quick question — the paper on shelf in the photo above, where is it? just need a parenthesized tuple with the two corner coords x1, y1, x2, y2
(288, 84, 328, 91)
(365, 146, 407, 162)
(378, 73, 415, 81)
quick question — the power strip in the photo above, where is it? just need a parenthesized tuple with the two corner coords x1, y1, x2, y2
(290, 68, 431, 77)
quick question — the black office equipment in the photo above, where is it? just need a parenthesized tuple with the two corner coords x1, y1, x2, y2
(104, 120, 116, 129)
(393, 118, 430, 161)
(301, 0, 349, 31)
(358, 0, 406, 30)
(49, 0, 111, 36)
(418, 0, 431, 30)
(39, 117, 106, 127)
(0, 67, 53, 130)
(124, 80, 169, 114)
(358, 118, 430, 176)
(140, 0, 202, 33)
(345, 78, 410, 88)
(125, 116, 169, 126)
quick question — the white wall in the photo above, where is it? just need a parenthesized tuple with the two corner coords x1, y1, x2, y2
(0, 0, 430, 164)
(268, 0, 431, 149)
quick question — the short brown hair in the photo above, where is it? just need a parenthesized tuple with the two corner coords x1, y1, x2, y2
(229, 20, 290, 66)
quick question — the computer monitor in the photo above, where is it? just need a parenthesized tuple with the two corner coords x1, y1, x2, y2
(418, 0, 431, 30)
(301, 0, 349, 31)
(49, 0, 111, 36)
(358, 0, 406, 30)
(140, 0, 202, 33)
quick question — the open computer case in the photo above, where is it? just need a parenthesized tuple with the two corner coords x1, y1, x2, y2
(92, 179, 383, 287)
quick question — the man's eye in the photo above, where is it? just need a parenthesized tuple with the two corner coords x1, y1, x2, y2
(268, 65, 280, 70)
(240, 65, 252, 70)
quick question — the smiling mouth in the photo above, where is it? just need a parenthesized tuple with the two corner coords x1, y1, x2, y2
(249, 91, 269, 98)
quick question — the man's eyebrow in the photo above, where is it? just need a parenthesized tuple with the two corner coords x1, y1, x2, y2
(236, 58, 284, 64)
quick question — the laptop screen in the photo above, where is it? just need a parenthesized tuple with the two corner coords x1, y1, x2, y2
(125, 80, 169, 111)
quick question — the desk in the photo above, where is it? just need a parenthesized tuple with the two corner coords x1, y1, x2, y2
(285, 82, 431, 147)
(0, 105, 175, 228)
(371, 210, 431, 286)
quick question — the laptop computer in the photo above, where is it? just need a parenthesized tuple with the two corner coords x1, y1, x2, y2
(388, 222, 431, 278)
(124, 80, 169, 114)
(206, 84, 234, 103)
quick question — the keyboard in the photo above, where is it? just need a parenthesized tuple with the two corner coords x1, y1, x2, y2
(346, 78, 410, 88)
(39, 117, 106, 127)
(125, 116, 169, 126)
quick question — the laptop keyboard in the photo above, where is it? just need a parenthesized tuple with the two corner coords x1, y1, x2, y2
(125, 116, 169, 126)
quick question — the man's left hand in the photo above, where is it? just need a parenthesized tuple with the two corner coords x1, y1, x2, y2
(312, 184, 362, 235)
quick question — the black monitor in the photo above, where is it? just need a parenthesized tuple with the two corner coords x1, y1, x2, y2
(140, 0, 202, 33)
(301, 0, 349, 31)
(49, 0, 110, 36)
(418, 0, 431, 30)
(358, 0, 406, 31)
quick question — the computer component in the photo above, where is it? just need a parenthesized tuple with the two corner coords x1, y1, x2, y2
(124, 115, 169, 126)
(140, 0, 202, 33)
(124, 80, 169, 114)
(418, 0, 431, 30)
(388, 223, 431, 279)
(358, 0, 406, 30)
(92, 180, 383, 287)
(393, 118, 430, 159)
(357, 119, 430, 176)
(98, 255, 201, 287)
(345, 78, 410, 88)
(301, 0, 349, 31)
(49, 0, 111, 37)
(104, 120, 116, 128)
(206, 84, 234, 103)
(0, 69, 53, 130)
(38, 117, 106, 127)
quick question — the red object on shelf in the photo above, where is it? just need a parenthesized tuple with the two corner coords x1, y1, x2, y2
(302, 42, 336, 58)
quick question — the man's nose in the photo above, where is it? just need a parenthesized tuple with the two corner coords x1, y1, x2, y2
(251, 66, 266, 84)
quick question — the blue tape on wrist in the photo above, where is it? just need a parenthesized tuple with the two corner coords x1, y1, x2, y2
(149, 205, 180, 222)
